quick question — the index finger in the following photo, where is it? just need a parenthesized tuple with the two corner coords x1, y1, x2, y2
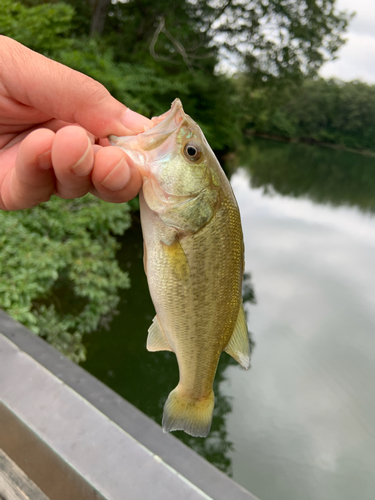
(0, 36, 151, 138)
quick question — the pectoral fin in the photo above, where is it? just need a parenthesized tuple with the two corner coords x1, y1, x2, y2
(224, 303, 251, 369)
(147, 315, 173, 352)
(161, 238, 189, 281)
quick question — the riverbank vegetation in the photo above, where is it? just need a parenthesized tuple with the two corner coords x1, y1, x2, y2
(0, 196, 132, 361)
(237, 78, 375, 153)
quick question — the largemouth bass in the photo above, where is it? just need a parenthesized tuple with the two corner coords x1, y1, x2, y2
(110, 99, 250, 437)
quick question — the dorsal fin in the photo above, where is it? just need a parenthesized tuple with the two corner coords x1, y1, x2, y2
(147, 315, 173, 352)
(224, 303, 251, 369)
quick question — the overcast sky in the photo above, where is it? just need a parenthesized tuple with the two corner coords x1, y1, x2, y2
(319, 0, 375, 83)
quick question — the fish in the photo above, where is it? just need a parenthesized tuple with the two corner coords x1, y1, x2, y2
(109, 99, 250, 437)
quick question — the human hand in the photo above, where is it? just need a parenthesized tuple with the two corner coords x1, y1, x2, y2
(0, 36, 151, 210)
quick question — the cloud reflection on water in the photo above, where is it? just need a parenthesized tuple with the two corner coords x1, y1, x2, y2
(225, 150, 375, 500)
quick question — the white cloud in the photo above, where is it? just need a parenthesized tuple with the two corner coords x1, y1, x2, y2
(320, 0, 375, 83)
(335, 0, 375, 37)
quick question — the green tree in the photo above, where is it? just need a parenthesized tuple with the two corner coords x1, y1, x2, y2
(236, 78, 375, 153)
(70, 0, 351, 81)
(0, 0, 74, 54)
(0, 195, 132, 362)
(90, 0, 351, 147)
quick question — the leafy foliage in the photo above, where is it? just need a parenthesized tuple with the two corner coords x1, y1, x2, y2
(102, 0, 351, 81)
(0, 195, 131, 362)
(56, 39, 189, 117)
(0, 0, 74, 54)
(236, 78, 375, 152)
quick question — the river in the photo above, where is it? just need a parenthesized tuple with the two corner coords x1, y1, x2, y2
(81, 137, 375, 500)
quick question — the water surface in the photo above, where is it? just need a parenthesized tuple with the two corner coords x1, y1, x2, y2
(82, 138, 375, 499)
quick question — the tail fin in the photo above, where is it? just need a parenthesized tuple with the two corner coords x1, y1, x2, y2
(162, 386, 215, 437)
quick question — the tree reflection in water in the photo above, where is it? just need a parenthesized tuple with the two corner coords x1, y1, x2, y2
(233, 137, 375, 213)
(82, 219, 256, 477)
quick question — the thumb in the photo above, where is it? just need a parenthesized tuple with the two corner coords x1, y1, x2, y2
(0, 36, 151, 137)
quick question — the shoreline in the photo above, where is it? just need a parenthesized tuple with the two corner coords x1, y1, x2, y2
(245, 131, 375, 158)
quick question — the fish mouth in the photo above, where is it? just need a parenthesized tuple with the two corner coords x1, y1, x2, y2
(142, 99, 185, 140)
(109, 99, 186, 173)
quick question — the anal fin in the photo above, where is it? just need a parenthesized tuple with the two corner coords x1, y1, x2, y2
(224, 302, 251, 369)
(147, 315, 173, 352)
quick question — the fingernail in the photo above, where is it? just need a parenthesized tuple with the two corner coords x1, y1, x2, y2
(101, 158, 130, 191)
(122, 108, 151, 134)
(37, 150, 52, 170)
(71, 137, 94, 176)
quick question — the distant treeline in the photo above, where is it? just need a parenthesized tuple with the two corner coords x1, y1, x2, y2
(236, 78, 375, 153)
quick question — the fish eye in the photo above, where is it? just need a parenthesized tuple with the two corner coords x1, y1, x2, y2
(184, 142, 202, 162)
